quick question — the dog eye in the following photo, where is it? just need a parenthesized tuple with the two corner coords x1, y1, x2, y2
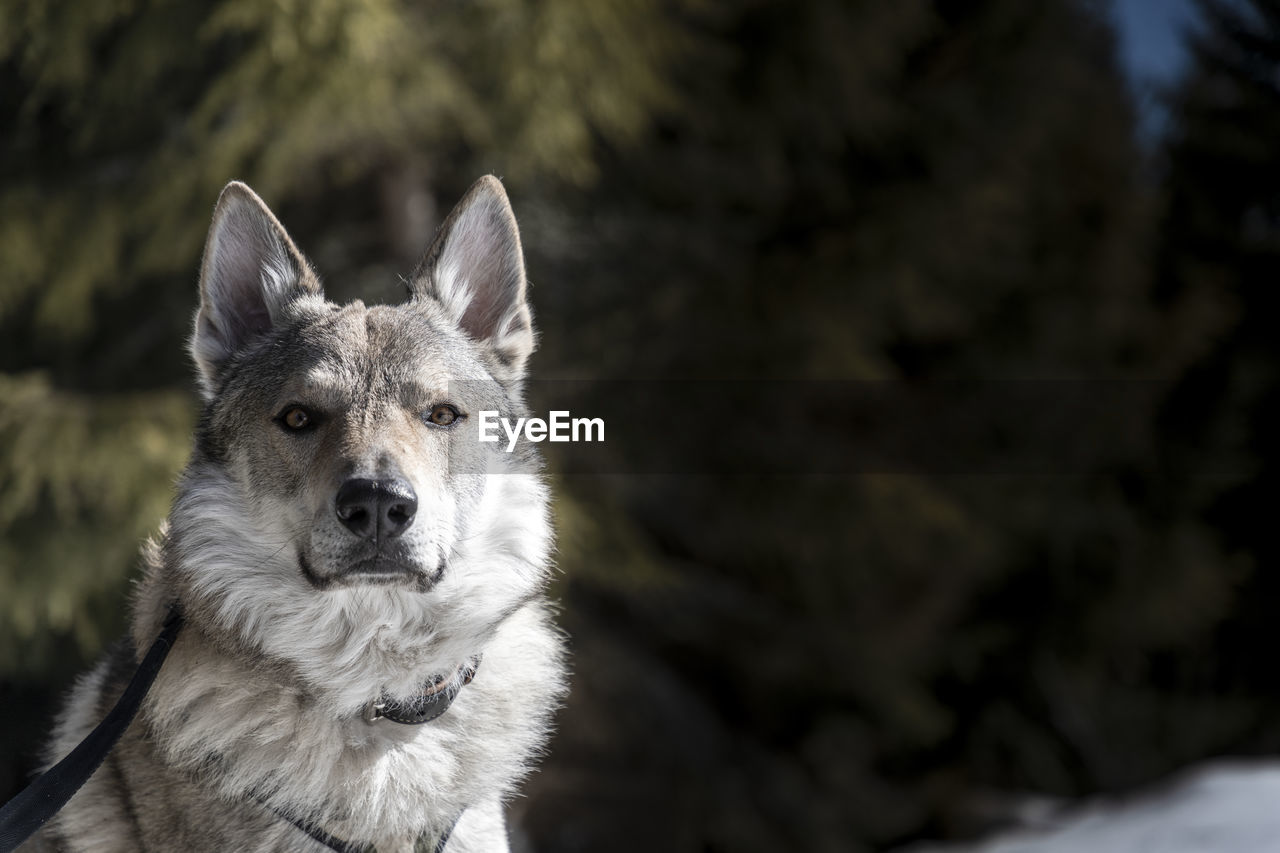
(278, 406, 313, 431)
(425, 404, 462, 427)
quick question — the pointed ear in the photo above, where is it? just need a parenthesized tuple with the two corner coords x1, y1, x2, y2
(190, 181, 321, 398)
(411, 176, 534, 380)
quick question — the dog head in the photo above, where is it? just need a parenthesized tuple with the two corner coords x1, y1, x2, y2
(165, 177, 552, 709)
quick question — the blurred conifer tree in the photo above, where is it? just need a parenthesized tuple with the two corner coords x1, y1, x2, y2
(523, 1, 1252, 848)
(1154, 0, 1280, 737)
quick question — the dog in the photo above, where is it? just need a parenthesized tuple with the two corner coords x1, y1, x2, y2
(22, 176, 566, 852)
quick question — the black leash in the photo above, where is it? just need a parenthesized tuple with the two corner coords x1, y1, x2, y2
(0, 607, 184, 853)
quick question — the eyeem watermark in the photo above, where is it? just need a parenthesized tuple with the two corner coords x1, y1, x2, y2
(478, 410, 605, 452)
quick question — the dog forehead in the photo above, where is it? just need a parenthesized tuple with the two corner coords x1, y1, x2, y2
(297, 301, 464, 381)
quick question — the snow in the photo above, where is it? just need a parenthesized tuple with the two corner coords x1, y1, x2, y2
(901, 760, 1280, 853)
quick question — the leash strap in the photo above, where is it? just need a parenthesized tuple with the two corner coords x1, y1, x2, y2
(268, 800, 462, 853)
(0, 607, 184, 853)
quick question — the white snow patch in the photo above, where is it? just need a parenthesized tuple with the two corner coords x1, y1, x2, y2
(901, 760, 1280, 853)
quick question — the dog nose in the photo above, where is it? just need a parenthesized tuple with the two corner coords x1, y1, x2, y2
(335, 478, 418, 541)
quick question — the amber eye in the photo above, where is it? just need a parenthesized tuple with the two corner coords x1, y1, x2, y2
(279, 406, 312, 431)
(426, 404, 461, 427)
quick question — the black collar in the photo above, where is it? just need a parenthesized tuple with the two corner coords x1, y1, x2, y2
(264, 797, 463, 853)
(362, 657, 481, 725)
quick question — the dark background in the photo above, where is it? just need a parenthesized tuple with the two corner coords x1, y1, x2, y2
(2, 1, 1278, 850)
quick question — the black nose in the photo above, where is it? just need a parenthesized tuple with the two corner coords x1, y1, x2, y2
(335, 478, 418, 541)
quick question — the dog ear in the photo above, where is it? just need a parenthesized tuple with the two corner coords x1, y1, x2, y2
(411, 176, 534, 381)
(191, 182, 321, 397)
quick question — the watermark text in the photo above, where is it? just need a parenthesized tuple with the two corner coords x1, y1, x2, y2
(478, 410, 605, 452)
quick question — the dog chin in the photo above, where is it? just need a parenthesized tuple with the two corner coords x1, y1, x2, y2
(298, 549, 444, 591)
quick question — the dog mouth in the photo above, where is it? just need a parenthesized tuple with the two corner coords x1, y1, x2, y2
(298, 550, 446, 591)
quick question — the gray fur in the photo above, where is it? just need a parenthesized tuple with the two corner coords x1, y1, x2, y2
(23, 177, 566, 853)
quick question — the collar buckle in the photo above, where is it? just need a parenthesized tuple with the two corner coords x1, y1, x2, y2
(362, 698, 387, 724)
